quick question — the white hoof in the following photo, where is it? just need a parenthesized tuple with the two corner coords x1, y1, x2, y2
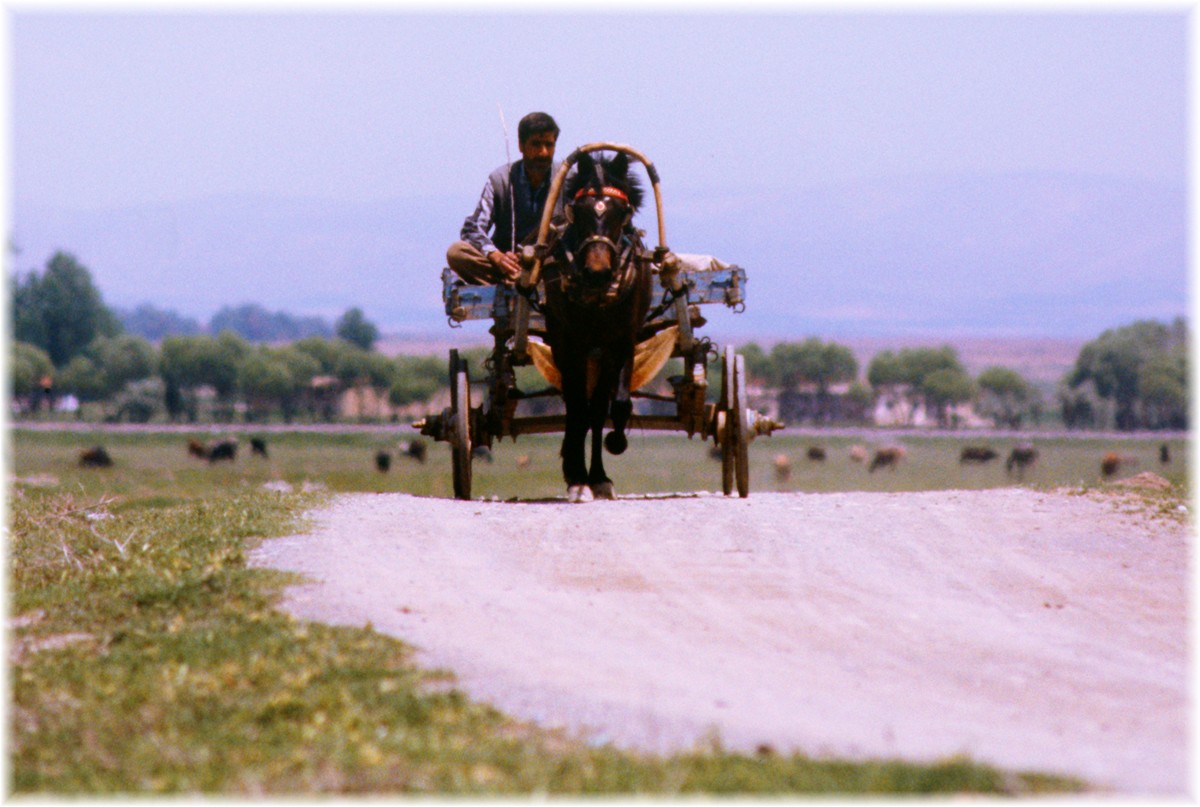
(590, 482, 616, 500)
(567, 484, 594, 503)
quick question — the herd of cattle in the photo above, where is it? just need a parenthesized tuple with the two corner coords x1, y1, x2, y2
(75, 436, 1173, 485)
(767, 441, 1172, 483)
(76, 436, 437, 473)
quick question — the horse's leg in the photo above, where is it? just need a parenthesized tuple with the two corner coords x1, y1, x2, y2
(585, 382, 615, 500)
(604, 353, 635, 456)
(559, 364, 593, 503)
(585, 358, 630, 500)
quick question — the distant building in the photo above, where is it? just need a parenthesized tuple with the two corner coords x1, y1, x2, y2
(872, 386, 993, 429)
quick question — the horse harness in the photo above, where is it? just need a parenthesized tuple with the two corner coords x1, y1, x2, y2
(554, 184, 645, 305)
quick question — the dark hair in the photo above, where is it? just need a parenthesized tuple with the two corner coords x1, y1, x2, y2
(518, 112, 559, 145)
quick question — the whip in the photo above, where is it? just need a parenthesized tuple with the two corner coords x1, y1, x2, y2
(497, 104, 516, 255)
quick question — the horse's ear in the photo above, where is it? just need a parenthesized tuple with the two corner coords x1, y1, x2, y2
(611, 152, 631, 178)
(575, 152, 595, 178)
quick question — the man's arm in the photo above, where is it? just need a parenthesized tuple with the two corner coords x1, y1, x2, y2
(460, 179, 499, 255)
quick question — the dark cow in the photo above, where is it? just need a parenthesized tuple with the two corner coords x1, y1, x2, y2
(472, 445, 493, 463)
(1101, 452, 1121, 478)
(375, 450, 392, 473)
(869, 446, 906, 472)
(960, 446, 999, 464)
(399, 439, 427, 464)
(1005, 444, 1038, 478)
(250, 437, 269, 458)
(806, 446, 827, 461)
(207, 440, 238, 463)
(79, 446, 113, 468)
(1160, 443, 1171, 464)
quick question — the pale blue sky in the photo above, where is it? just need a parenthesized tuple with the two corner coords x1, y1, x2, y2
(5, 8, 1192, 337)
(12, 11, 1187, 207)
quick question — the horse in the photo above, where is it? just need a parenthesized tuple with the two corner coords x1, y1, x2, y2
(542, 151, 653, 502)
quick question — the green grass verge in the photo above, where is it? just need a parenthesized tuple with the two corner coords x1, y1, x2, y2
(7, 429, 1113, 794)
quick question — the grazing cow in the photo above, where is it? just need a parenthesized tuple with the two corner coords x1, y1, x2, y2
(849, 445, 869, 464)
(1005, 444, 1038, 478)
(472, 445, 493, 463)
(187, 439, 208, 459)
(207, 440, 238, 463)
(869, 446, 906, 473)
(375, 450, 392, 473)
(516, 454, 532, 469)
(773, 454, 792, 482)
(806, 446, 826, 461)
(960, 446, 999, 464)
(1160, 443, 1171, 464)
(79, 446, 113, 468)
(250, 437, 269, 458)
(1101, 452, 1121, 478)
(399, 439, 427, 464)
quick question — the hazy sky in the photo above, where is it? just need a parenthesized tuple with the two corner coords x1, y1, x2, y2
(5, 7, 1191, 337)
(12, 10, 1188, 208)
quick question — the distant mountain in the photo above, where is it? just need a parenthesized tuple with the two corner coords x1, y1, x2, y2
(10, 172, 1186, 340)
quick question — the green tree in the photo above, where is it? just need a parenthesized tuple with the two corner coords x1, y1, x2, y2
(740, 342, 771, 384)
(159, 332, 249, 422)
(10, 341, 54, 411)
(239, 349, 297, 422)
(88, 335, 158, 398)
(867, 346, 966, 425)
(335, 307, 380, 351)
(768, 338, 858, 423)
(12, 252, 122, 367)
(110, 378, 166, 423)
(1067, 318, 1188, 430)
(976, 366, 1037, 429)
(294, 336, 344, 375)
(56, 355, 107, 405)
(388, 354, 445, 408)
(1138, 347, 1188, 430)
(238, 345, 321, 422)
(923, 367, 976, 428)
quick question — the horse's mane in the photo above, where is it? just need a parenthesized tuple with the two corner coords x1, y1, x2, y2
(565, 151, 644, 212)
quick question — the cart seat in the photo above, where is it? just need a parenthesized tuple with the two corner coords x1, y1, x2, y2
(441, 256, 745, 326)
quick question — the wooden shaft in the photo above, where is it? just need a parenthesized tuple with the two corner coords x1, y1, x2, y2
(524, 142, 666, 290)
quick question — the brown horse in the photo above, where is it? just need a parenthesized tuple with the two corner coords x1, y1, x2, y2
(543, 151, 653, 502)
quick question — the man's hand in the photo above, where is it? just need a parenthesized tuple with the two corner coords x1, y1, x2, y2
(487, 250, 522, 283)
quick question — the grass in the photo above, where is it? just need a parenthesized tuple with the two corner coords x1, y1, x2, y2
(11, 426, 1172, 795)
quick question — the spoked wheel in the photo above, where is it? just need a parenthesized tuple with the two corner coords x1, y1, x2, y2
(731, 350, 750, 497)
(448, 349, 472, 500)
(720, 346, 735, 496)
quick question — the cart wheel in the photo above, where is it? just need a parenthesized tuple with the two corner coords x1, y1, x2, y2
(720, 346, 735, 496)
(731, 351, 750, 498)
(449, 350, 472, 500)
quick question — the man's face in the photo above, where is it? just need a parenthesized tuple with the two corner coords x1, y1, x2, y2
(519, 131, 557, 174)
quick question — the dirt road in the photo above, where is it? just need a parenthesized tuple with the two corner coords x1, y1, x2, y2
(250, 486, 1189, 795)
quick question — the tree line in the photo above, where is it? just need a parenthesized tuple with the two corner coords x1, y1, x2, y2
(9, 251, 1189, 430)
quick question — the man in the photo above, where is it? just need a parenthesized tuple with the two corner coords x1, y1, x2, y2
(447, 111, 564, 285)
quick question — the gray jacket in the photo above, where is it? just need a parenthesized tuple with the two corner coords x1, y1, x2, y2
(460, 159, 565, 254)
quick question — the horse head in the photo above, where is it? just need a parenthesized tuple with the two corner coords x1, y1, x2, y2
(560, 151, 645, 304)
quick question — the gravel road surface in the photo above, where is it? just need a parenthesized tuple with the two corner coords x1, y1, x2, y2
(250, 487, 1189, 795)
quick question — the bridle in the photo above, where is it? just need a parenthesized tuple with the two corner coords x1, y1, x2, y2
(560, 185, 640, 304)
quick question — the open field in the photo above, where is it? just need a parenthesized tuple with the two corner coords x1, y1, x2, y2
(10, 426, 1189, 501)
(8, 427, 1188, 795)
